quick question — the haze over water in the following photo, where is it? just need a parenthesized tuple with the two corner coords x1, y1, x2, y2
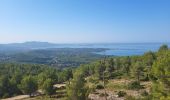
(46, 43, 170, 56)
(95, 43, 170, 56)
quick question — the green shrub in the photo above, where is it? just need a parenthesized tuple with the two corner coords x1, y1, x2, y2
(128, 81, 143, 90)
(96, 84, 104, 89)
(88, 77, 99, 84)
(117, 91, 127, 97)
(110, 71, 123, 79)
(2, 93, 9, 98)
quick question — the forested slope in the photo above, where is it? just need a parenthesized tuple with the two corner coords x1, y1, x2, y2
(0, 45, 170, 100)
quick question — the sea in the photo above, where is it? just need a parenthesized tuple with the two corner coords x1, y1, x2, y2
(53, 43, 170, 56)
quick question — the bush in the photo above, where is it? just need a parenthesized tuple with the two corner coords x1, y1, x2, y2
(88, 77, 99, 84)
(117, 91, 126, 97)
(2, 93, 9, 98)
(96, 84, 104, 89)
(128, 81, 143, 90)
(110, 71, 123, 79)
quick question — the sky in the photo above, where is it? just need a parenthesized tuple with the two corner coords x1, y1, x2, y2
(0, 0, 170, 43)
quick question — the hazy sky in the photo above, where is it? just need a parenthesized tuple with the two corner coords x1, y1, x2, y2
(0, 0, 170, 43)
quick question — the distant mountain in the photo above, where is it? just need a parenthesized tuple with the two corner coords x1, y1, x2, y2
(0, 41, 57, 53)
(8, 41, 57, 48)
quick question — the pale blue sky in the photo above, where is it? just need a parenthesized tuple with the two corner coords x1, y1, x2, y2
(0, 0, 170, 43)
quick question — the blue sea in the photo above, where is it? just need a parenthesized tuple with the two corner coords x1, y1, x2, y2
(53, 43, 170, 56)
(94, 43, 170, 56)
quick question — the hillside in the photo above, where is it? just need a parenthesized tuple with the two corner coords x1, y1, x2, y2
(0, 45, 170, 100)
(0, 48, 106, 69)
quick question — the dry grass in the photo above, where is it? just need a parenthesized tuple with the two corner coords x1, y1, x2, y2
(89, 79, 152, 100)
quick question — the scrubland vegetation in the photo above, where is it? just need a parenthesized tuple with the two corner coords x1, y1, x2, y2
(0, 45, 170, 100)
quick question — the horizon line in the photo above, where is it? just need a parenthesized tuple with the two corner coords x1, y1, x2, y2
(0, 41, 170, 45)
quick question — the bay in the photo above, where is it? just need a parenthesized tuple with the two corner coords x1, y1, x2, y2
(54, 43, 170, 56)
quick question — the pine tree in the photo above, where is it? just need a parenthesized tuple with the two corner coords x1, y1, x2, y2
(67, 70, 89, 100)
(20, 76, 38, 97)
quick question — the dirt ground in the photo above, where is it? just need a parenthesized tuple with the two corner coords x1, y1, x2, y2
(88, 79, 152, 100)
(2, 83, 66, 100)
(2, 95, 29, 100)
